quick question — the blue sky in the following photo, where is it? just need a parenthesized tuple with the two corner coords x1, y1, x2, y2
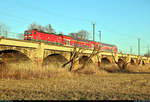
(0, 0, 150, 55)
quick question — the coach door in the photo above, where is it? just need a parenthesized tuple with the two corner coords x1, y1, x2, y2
(65, 39, 70, 46)
(92, 44, 95, 49)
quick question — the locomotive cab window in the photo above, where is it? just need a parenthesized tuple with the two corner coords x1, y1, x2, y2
(24, 32, 28, 34)
(25, 32, 31, 35)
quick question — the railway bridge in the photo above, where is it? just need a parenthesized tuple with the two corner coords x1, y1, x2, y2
(0, 37, 150, 69)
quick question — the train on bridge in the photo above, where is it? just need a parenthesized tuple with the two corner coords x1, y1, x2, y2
(24, 29, 118, 52)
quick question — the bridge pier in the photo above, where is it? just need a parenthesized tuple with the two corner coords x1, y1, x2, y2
(31, 43, 44, 68)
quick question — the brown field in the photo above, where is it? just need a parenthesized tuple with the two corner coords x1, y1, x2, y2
(0, 63, 150, 100)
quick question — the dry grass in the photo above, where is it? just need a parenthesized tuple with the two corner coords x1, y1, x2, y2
(102, 63, 150, 73)
(101, 64, 120, 72)
(126, 64, 150, 72)
(0, 62, 150, 100)
(0, 63, 74, 79)
(1, 62, 150, 79)
(0, 73, 150, 100)
(73, 63, 108, 74)
(0, 62, 109, 80)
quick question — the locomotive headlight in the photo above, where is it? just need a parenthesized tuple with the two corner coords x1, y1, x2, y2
(28, 35, 32, 38)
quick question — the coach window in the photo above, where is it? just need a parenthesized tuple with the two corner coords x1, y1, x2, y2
(76, 44, 78, 47)
(72, 43, 75, 46)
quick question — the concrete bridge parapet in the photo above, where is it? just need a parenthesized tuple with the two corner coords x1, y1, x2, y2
(0, 38, 150, 68)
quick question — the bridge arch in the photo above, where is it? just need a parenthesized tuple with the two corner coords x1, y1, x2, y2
(0, 49, 33, 69)
(101, 57, 111, 65)
(42, 53, 68, 68)
(117, 58, 125, 68)
(118, 58, 125, 63)
(0, 46, 33, 61)
(79, 56, 93, 65)
(142, 60, 145, 65)
(130, 58, 135, 65)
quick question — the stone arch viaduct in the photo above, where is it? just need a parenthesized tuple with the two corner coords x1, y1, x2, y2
(0, 37, 150, 68)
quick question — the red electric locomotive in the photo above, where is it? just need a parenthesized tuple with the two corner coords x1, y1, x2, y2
(24, 29, 118, 53)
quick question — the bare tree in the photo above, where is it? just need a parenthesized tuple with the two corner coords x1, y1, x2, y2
(38, 25, 45, 32)
(45, 24, 55, 33)
(78, 30, 89, 40)
(62, 46, 83, 71)
(0, 23, 9, 37)
(69, 33, 77, 39)
(28, 22, 38, 30)
(62, 44, 101, 72)
(69, 30, 89, 40)
(28, 23, 56, 33)
(28, 22, 45, 32)
(111, 52, 130, 71)
(74, 46, 101, 72)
